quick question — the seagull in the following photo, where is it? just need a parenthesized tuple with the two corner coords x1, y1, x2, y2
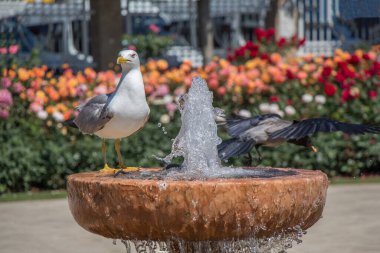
(218, 113, 380, 165)
(66, 50, 150, 173)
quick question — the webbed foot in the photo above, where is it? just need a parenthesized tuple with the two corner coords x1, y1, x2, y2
(99, 164, 118, 174)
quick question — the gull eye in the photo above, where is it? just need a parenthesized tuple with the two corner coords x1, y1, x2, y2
(130, 53, 136, 58)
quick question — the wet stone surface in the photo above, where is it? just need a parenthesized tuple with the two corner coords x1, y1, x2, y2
(113, 167, 298, 181)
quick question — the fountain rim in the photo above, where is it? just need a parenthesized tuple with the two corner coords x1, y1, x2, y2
(67, 167, 326, 183)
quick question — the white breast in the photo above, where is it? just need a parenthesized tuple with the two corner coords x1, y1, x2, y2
(95, 69, 150, 139)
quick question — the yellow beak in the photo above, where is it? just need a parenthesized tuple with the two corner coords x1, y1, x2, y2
(116, 56, 129, 64)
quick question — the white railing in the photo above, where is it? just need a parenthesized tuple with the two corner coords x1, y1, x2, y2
(297, 40, 342, 56)
(0, 0, 26, 20)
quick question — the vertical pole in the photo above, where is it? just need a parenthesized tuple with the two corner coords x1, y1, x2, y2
(125, 0, 132, 35)
(90, 0, 123, 70)
(189, 0, 197, 47)
(82, 0, 90, 64)
(197, 0, 213, 65)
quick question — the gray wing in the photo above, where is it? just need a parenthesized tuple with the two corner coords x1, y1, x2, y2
(226, 114, 282, 137)
(269, 118, 380, 140)
(74, 93, 114, 134)
(240, 117, 292, 142)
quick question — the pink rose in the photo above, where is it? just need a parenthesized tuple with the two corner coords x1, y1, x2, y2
(8, 45, 19, 55)
(29, 102, 43, 113)
(26, 88, 35, 100)
(1, 77, 11, 88)
(0, 108, 9, 119)
(155, 84, 169, 97)
(148, 24, 160, 34)
(217, 87, 226, 96)
(174, 87, 186, 96)
(0, 89, 13, 106)
(165, 102, 177, 113)
(12, 82, 25, 93)
(128, 45, 137, 51)
(0, 47, 7, 54)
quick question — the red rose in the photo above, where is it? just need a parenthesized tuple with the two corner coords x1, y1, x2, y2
(235, 47, 246, 57)
(368, 90, 378, 99)
(318, 77, 327, 84)
(321, 66, 332, 78)
(266, 28, 275, 39)
(324, 83, 337, 96)
(341, 89, 351, 102)
(245, 41, 257, 50)
(335, 72, 346, 83)
(363, 53, 370, 60)
(286, 69, 296, 79)
(227, 54, 235, 61)
(349, 54, 360, 64)
(254, 28, 267, 41)
(269, 95, 279, 103)
(277, 37, 287, 48)
(298, 38, 306, 47)
(260, 53, 269, 61)
(249, 50, 258, 58)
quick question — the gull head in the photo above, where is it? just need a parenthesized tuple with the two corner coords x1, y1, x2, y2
(116, 50, 140, 71)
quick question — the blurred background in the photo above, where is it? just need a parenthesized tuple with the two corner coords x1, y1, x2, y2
(1, 1, 380, 253)
(0, 0, 379, 193)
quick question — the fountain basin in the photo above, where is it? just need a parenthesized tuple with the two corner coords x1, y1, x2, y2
(67, 168, 328, 241)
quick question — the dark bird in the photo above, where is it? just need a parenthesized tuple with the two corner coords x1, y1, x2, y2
(218, 113, 380, 165)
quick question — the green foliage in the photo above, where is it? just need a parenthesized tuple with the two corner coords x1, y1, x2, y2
(122, 34, 173, 62)
(1, 94, 380, 194)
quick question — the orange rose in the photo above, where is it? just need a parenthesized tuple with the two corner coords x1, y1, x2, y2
(8, 69, 16, 79)
(146, 61, 157, 71)
(157, 59, 169, 71)
(270, 53, 282, 64)
(33, 67, 45, 78)
(46, 106, 56, 114)
(63, 111, 72, 121)
(18, 68, 30, 81)
(49, 88, 60, 101)
(261, 71, 271, 83)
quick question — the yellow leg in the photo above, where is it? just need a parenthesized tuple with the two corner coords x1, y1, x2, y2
(115, 138, 125, 168)
(115, 139, 139, 173)
(99, 139, 117, 173)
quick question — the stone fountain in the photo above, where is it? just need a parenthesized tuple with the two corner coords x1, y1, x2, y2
(67, 77, 328, 252)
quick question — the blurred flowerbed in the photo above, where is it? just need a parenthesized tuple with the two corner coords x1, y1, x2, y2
(1, 30, 380, 193)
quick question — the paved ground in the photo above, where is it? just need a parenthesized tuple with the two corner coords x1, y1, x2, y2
(0, 184, 379, 253)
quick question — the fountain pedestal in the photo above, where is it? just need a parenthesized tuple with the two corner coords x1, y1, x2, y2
(67, 168, 328, 241)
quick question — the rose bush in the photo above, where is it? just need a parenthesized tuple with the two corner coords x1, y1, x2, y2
(1, 40, 380, 192)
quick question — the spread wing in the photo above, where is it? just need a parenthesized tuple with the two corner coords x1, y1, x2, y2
(74, 93, 114, 134)
(270, 118, 380, 140)
(227, 114, 282, 137)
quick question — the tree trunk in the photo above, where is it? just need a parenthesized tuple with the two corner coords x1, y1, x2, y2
(197, 0, 213, 65)
(90, 0, 123, 70)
